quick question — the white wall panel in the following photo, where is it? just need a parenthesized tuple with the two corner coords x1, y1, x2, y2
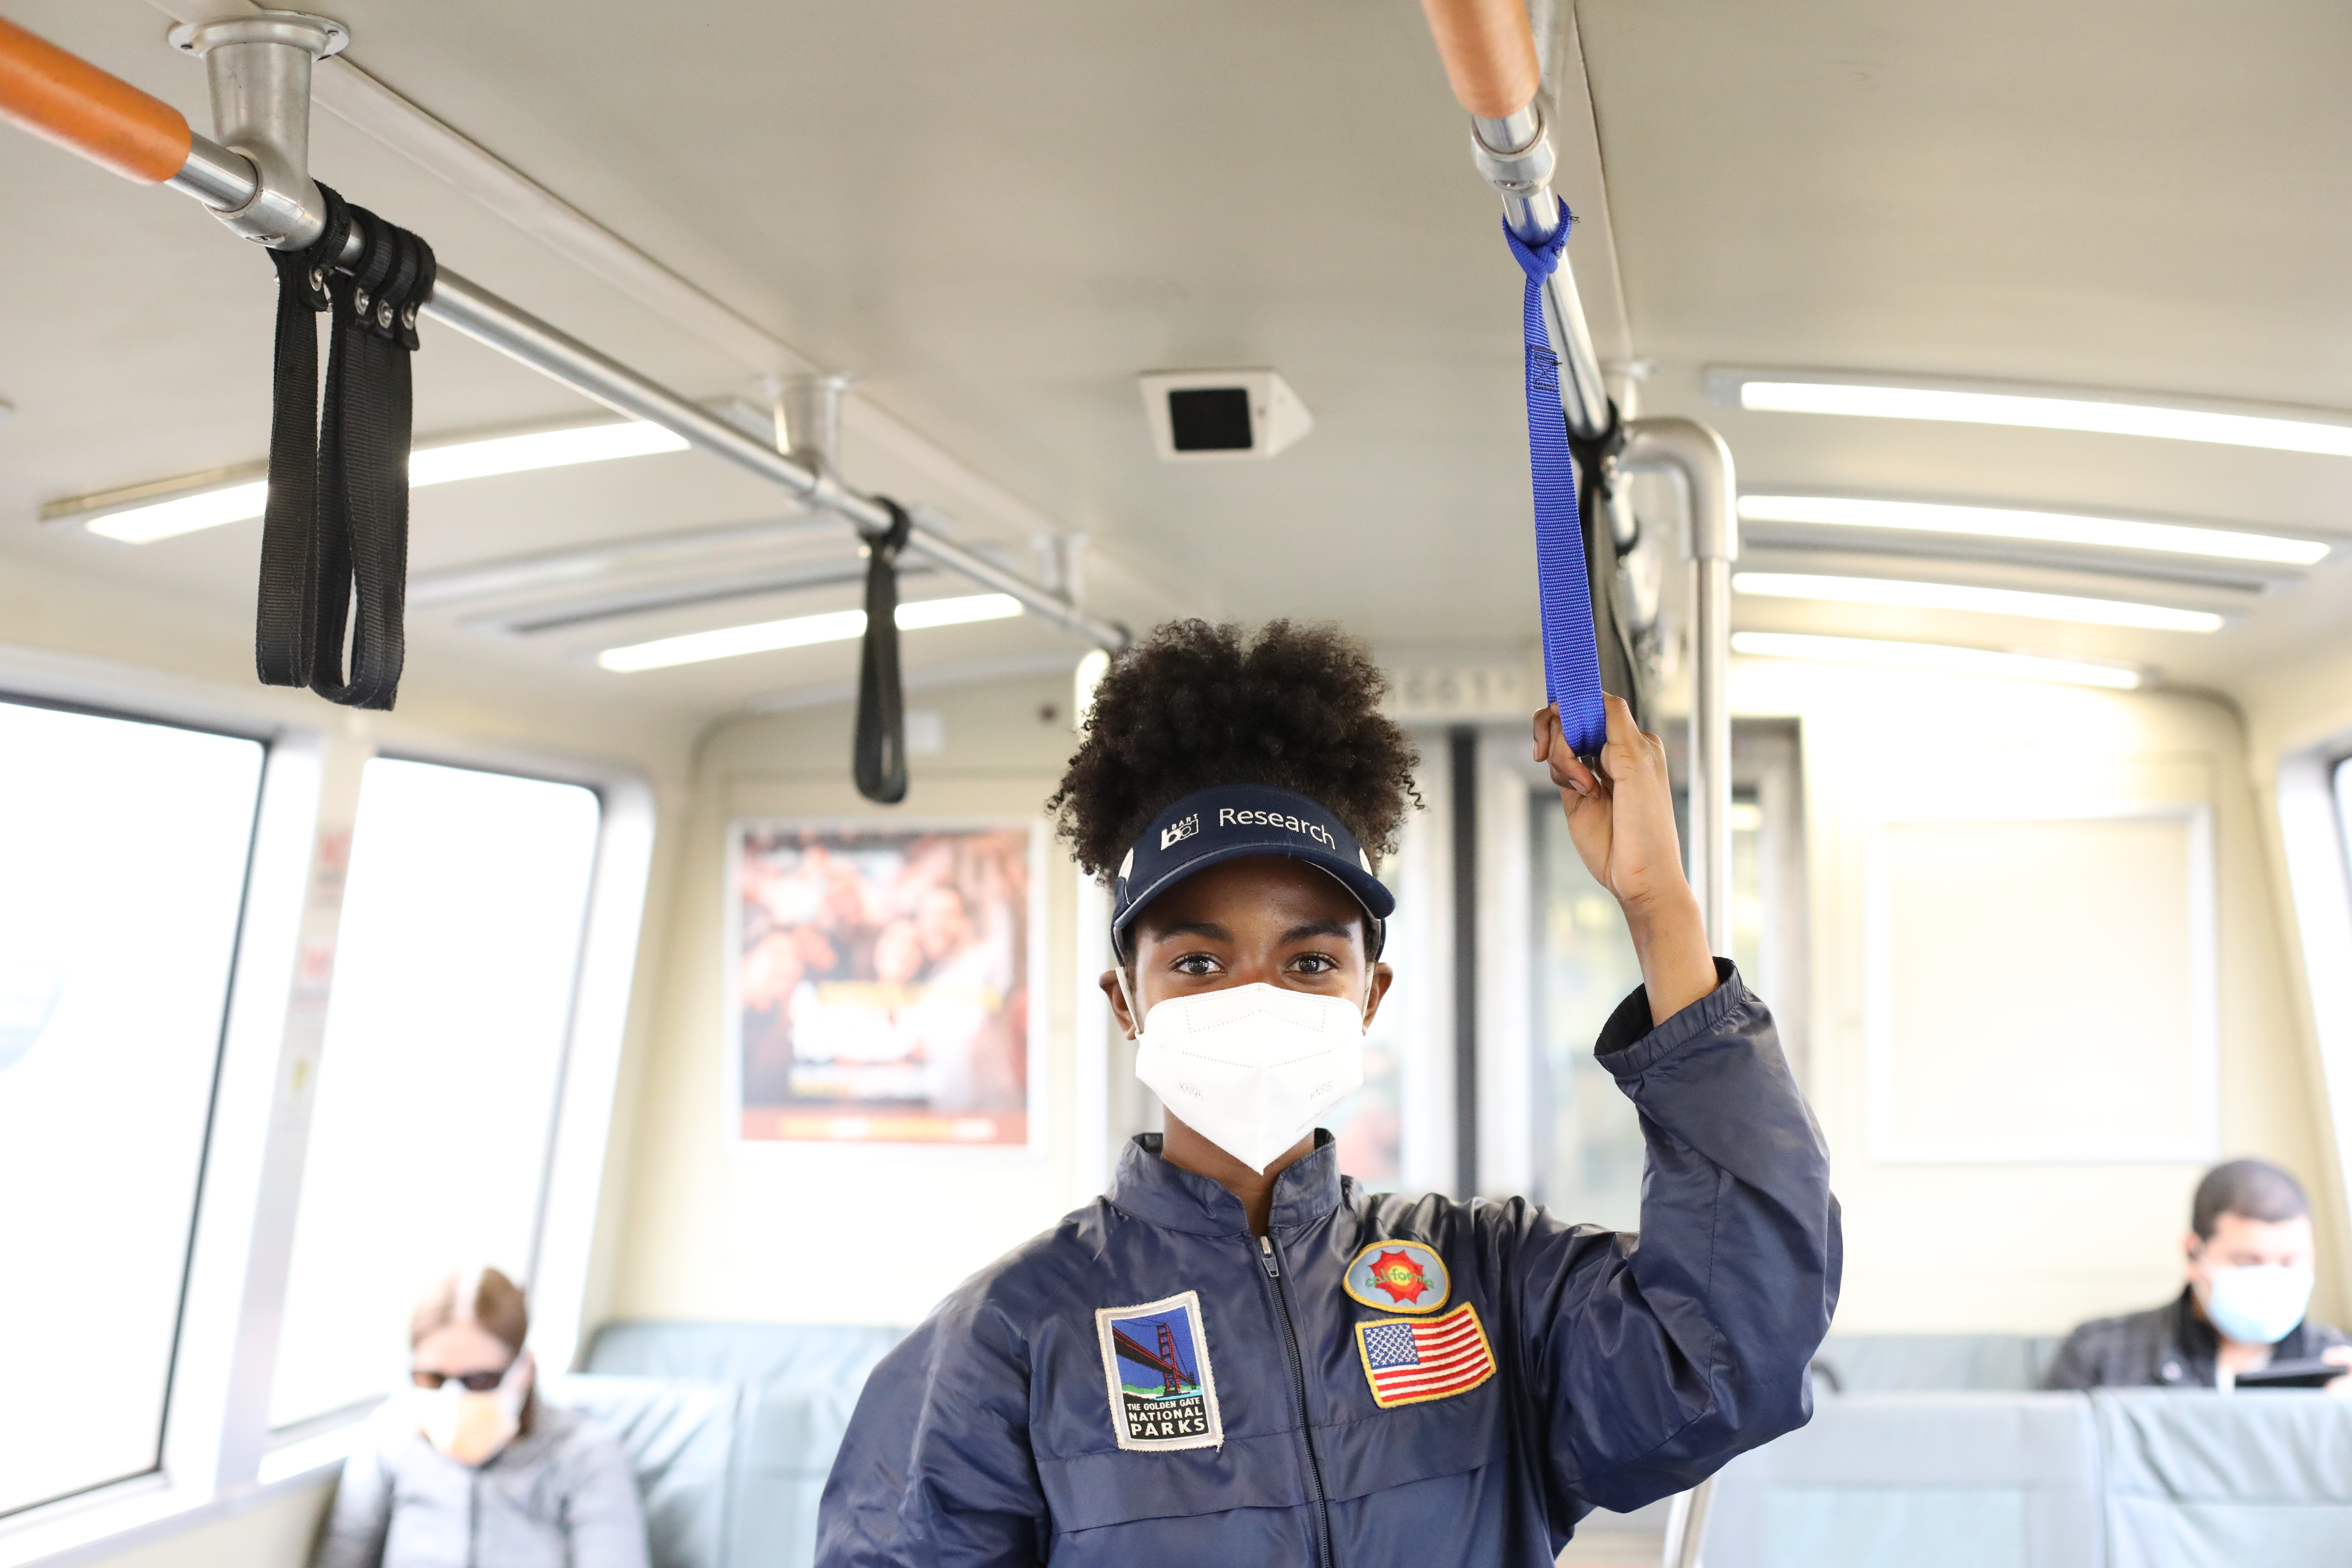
(1866, 808, 2216, 1163)
(1733, 655, 2326, 1334)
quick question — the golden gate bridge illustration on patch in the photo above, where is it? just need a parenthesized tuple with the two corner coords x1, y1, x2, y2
(1095, 1290, 1225, 1451)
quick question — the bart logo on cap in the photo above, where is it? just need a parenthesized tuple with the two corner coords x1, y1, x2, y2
(1112, 784, 1397, 956)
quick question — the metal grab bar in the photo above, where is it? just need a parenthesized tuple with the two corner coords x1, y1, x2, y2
(0, 16, 1129, 653)
(1659, 1474, 1716, 1568)
(0, 15, 192, 182)
(1623, 419, 1739, 947)
(419, 271, 1128, 650)
(1418, 1, 1743, 950)
(1417, 0, 1612, 440)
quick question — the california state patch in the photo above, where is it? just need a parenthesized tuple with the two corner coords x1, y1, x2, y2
(1096, 1290, 1224, 1452)
(1342, 1238, 1451, 1314)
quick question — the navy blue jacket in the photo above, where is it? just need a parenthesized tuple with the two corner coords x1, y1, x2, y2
(818, 964, 1839, 1565)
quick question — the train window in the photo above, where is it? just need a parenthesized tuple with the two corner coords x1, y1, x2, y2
(1327, 846, 1421, 1186)
(268, 759, 601, 1429)
(1528, 794, 1649, 1228)
(1529, 720, 1805, 1224)
(0, 700, 265, 1516)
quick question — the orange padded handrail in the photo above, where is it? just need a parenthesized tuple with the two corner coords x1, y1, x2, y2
(1417, 0, 1541, 120)
(0, 16, 190, 183)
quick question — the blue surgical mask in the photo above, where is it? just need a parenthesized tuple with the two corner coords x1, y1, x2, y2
(2198, 1264, 2314, 1346)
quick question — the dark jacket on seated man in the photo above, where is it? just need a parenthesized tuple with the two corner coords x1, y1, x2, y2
(2043, 1286, 2348, 1390)
(2043, 1157, 2348, 1391)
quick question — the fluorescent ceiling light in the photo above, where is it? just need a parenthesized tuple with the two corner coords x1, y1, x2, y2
(1732, 572, 2226, 633)
(1731, 631, 2145, 690)
(407, 422, 686, 484)
(1716, 371, 2352, 457)
(79, 420, 690, 544)
(86, 481, 269, 544)
(598, 593, 1023, 672)
(1738, 494, 2330, 567)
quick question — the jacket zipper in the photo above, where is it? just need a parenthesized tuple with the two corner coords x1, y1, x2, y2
(1259, 1232, 1336, 1568)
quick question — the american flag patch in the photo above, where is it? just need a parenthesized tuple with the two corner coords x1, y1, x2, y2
(1354, 1302, 1496, 1408)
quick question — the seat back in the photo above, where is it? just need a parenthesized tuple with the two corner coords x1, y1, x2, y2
(580, 1321, 909, 1568)
(550, 1376, 741, 1568)
(1808, 1333, 2067, 1393)
(2094, 1388, 2352, 1568)
(1699, 1393, 2104, 1568)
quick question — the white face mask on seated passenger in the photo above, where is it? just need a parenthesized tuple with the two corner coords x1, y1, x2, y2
(411, 1347, 533, 1466)
(1132, 982, 1366, 1174)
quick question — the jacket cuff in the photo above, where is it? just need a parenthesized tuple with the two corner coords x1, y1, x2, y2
(1595, 957, 1745, 1075)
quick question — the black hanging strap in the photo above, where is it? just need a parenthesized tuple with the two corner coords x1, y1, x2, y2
(257, 186, 349, 689)
(853, 499, 916, 804)
(254, 184, 436, 710)
(1566, 405, 1649, 730)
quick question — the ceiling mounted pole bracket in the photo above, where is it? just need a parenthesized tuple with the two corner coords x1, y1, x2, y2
(167, 11, 345, 250)
(776, 373, 854, 476)
(776, 373, 880, 535)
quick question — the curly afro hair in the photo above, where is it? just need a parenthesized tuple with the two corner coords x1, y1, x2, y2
(1048, 620, 1421, 881)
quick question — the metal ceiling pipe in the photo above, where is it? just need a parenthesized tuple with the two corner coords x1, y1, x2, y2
(0, 15, 192, 182)
(0, 17, 1128, 653)
(1420, 0, 1612, 441)
(422, 274, 1130, 651)
(169, 131, 265, 209)
(1537, 247, 1613, 443)
(1622, 417, 1740, 949)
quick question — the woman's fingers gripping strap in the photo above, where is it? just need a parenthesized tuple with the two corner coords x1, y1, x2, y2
(1534, 705, 1597, 796)
(1601, 692, 1641, 749)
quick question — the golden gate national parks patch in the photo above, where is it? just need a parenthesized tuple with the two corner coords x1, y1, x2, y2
(1096, 1290, 1224, 1451)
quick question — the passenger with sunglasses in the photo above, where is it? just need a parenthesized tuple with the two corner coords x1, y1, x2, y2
(314, 1267, 649, 1568)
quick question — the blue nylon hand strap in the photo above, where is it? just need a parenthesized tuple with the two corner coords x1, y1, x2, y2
(1503, 214, 1608, 758)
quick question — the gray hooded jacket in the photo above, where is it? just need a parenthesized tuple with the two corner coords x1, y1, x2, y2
(314, 1400, 650, 1568)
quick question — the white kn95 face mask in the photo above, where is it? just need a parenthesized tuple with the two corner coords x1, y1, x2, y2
(1132, 982, 1366, 1174)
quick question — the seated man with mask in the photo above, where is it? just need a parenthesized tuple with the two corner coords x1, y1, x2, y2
(314, 1266, 650, 1568)
(2044, 1159, 2352, 1391)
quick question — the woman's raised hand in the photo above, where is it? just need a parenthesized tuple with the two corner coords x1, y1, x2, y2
(1533, 694, 1689, 916)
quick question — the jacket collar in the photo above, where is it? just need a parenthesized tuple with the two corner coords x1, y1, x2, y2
(2165, 1287, 2220, 1379)
(1108, 1130, 1345, 1238)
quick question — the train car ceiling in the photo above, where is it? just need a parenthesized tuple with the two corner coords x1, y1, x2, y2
(9, 0, 2344, 735)
(6, 7, 2347, 715)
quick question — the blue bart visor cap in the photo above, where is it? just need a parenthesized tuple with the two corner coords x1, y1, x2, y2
(1111, 785, 1395, 957)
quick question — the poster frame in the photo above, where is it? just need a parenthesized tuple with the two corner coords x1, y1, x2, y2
(722, 814, 1049, 1163)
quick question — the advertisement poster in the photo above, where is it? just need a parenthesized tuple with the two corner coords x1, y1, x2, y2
(730, 821, 1037, 1147)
